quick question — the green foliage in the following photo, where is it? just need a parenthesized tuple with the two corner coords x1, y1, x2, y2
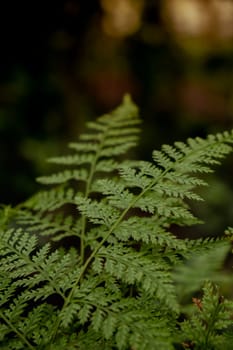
(1, 95, 233, 349)
(178, 281, 233, 350)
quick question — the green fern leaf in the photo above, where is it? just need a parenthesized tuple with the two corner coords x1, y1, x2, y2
(1, 96, 233, 350)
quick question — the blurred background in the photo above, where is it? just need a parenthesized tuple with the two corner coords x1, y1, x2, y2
(0, 0, 233, 236)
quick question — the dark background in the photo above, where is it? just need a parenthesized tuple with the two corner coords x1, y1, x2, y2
(0, 0, 233, 236)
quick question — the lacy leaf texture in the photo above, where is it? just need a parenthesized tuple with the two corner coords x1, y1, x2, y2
(1, 95, 233, 349)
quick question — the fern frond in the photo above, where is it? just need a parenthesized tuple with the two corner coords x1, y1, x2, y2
(37, 94, 140, 188)
(1, 96, 233, 349)
(114, 215, 186, 247)
(75, 194, 121, 227)
(24, 187, 76, 212)
(178, 281, 233, 350)
(0, 229, 81, 349)
(92, 242, 179, 312)
(14, 210, 81, 241)
(47, 153, 95, 166)
(37, 169, 88, 185)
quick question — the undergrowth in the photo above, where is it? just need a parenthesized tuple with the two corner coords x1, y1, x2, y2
(1, 95, 233, 349)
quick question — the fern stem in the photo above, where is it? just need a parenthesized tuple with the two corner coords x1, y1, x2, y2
(203, 301, 222, 348)
(0, 311, 35, 350)
(80, 130, 108, 264)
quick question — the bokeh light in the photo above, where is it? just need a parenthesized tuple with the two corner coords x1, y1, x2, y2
(101, 0, 144, 37)
(163, 0, 233, 43)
